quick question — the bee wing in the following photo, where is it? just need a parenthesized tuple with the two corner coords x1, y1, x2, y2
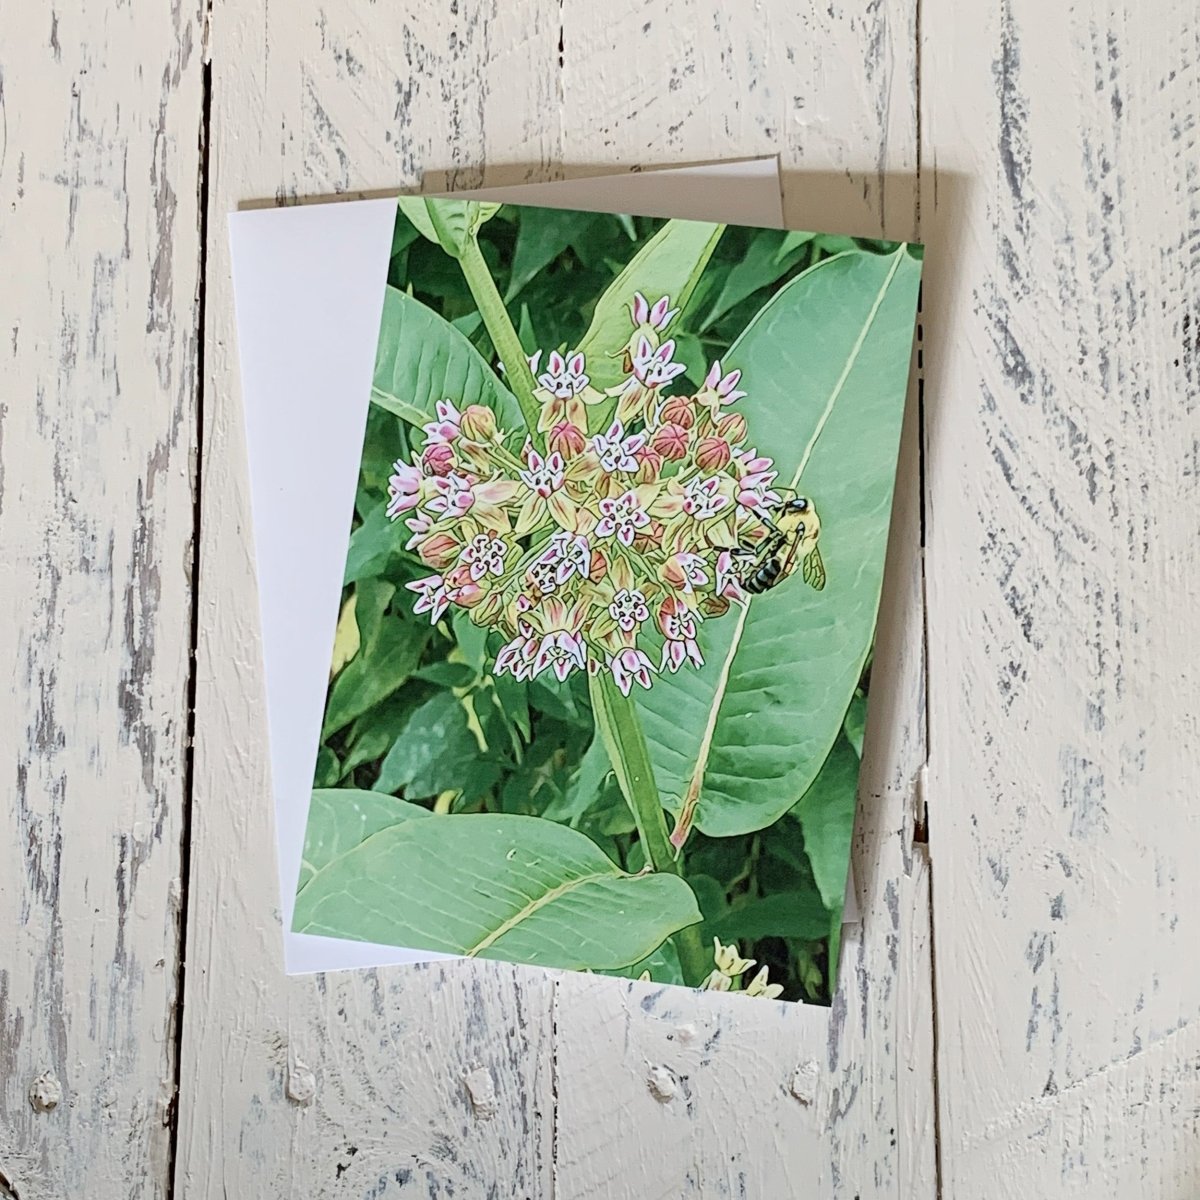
(776, 526, 807, 581)
(802, 544, 826, 590)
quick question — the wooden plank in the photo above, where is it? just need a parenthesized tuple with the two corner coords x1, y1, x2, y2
(178, 1, 933, 1194)
(0, 2, 203, 1197)
(551, 4, 933, 1196)
(921, 0, 1200, 1194)
(174, 3, 563, 1195)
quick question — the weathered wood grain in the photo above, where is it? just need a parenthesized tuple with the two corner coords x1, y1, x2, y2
(26, 0, 1200, 1194)
(0, 2, 203, 1198)
(172, 2, 935, 1198)
(551, 6, 932, 1196)
(174, 3, 563, 1196)
(921, 0, 1200, 1194)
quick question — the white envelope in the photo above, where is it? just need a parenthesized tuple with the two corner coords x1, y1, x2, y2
(229, 159, 856, 976)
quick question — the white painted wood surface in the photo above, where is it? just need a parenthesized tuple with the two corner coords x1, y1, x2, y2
(1, 1, 1195, 1196)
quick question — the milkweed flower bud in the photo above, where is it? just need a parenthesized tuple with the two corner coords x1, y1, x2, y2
(634, 447, 664, 484)
(418, 532, 460, 569)
(549, 420, 587, 459)
(695, 435, 732, 472)
(717, 412, 747, 442)
(657, 394, 695, 430)
(651, 422, 690, 461)
(589, 549, 608, 583)
(421, 442, 455, 476)
(459, 404, 498, 442)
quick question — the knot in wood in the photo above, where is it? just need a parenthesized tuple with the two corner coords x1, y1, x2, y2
(647, 1064, 677, 1103)
(286, 1059, 317, 1105)
(29, 1070, 62, 1113)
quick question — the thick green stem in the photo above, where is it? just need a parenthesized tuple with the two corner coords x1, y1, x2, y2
(588, 671, 710, 986)
(457, 236, 542, 438)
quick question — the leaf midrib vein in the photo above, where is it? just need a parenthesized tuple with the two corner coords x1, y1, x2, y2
(465, 869, 617, 957)
(686, 247, 907, 828)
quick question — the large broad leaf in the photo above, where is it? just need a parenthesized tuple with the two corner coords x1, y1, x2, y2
(792, 733, 860, 909)
(292, 813, 702, 970)
(375, 690, 489, 798)
(688, 228, 814, 332)
(297, 788, 429, 893)
(575, 218, 724, 392)
(322, 580, 430, 737)
(396, 196, 500, 258)
(712, 890, 830, 943)
(638, 248, 921, 837)
(371, 286, 523, 432)
(505, 207, 601, 300)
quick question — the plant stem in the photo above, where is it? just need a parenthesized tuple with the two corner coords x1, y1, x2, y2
(457, 236, 542, 438)
(588, 671, 710, 987)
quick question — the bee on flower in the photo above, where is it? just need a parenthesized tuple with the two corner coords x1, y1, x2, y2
(385, 289, 822, 697)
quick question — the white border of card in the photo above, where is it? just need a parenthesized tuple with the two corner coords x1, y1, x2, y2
(229, 158, 856, 979)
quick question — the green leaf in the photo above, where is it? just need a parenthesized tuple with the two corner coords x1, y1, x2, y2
(604, 937, 684, 986)
(292, 813, 703, 970)
(843, 691, 867, 757)
(297, 787, 429, 892)
(541, 733, 611, 826)
(692, 228, 812, 332)
(371, 286, 523, 432)
(774, 229, 817, 263)
(313, 746, 340, 789)
(638, 247, 921, 837)
(343, 505, 399, 585)
(575, 218, 725, 393)
(792, 734, 860, 910)
(713, 889, 830, 943)
(397, 196, 499, 258)
(323, 586, 430, 737)
(375, 690, 482, 797)
(505, 207, 599, 300)
(412, 661, 478, 688)
(340, 688, 421, 778)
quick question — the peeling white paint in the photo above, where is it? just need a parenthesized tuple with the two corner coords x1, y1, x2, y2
(6, 1, 1197, 1197)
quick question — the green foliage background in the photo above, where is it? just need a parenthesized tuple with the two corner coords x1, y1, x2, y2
(307, 203, 916, 1002)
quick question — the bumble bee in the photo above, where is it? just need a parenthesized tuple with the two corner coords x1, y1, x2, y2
(735, 494, 825, 595)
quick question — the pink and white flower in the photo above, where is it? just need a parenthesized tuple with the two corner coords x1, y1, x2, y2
(595, 489, 652, 547)
(526, 558, 561, 597)
(664, 551, 710, 593)
(608, 588, 649, 634)
(516, 447, 577, 534)
(631, 336, 687, 388)
(386, 459, 424, 518)
(659, 597, 704, 672)
(715, 548, 747, 601)
(682, 475, 731, 520)
(406, 574, 453, 624)
(532, 627, 588, 682)
(537, 530, 591, 585)
(630, 292, 679, 332)
(494, 621, 539, 681)
(426, 470, 477, 517)
(702, 360, 747, 407)
(460, 533, 508, 581)
(422, 399, 462, 446)
(734, 447, 781, 510)
(530, 349, 589, 399)
(403, 509, 434, 549)
(609, 646, 655, 696)
(519, 447, 566, 497)
(590, 419, 645, 474)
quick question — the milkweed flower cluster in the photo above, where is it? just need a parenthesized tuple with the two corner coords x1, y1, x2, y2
(702, 937, 785, 999)
(387, 291, 783, 696)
